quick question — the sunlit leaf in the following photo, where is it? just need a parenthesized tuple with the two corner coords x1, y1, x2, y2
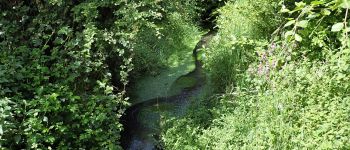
(284, 20, 295, 27)
(285, 31, 294, 39)
(331, 23, 344, 32)
(58, 26, 70, 35)
(311, 0, 325, 6)
(296, 20, 308, 28)
(321, 9, 331, 16)
(295, 2, 306, 8)
(341, 0, 350, 8)
(295, 34, 302, 42)
(280, 5, 290, 13)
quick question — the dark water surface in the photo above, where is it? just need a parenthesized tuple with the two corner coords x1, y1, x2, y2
(120, 31, 215, 150)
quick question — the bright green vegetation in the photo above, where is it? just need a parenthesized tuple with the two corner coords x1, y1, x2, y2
(0, 0, 202, 149)
(2, 0, 350, 149)
(131, 13, 202, 103)
(163, 0, 350, 149)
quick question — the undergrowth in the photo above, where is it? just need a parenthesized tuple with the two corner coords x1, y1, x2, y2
(162, 0, 350, 149)
(130, 11, 202, 103)
(0, 0, 201, 149)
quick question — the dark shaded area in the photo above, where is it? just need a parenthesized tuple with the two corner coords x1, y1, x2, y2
(197, 0, 227, 30)
(0, 2, 128, 149)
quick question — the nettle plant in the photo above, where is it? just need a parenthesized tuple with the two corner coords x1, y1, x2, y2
(255, 0, 350, 80)
(275, 0, 350, 60)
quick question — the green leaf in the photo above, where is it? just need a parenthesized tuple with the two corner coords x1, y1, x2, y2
(54, 37, 65, 44)
(331, 23, 344, 32)
(36, 86, 44, 95)
(311, 0, 325, 6)
(33, 38, 43, 47)
(295, 34, 302, 42)
(105, 86, 113, 94)
(0, 125, 3, 135)
(280, 5, 290, 13)
(285, 31, 294, 39)
(341, 0, 350, 8)
(345, 27, 350, 32)
(321, 9, 331, 16)
(284, 20, 295, 27)
(14, 135, 21, 144)
(58, 26, 71, 35)
(295, 2, 306, 8)
(49, 93, 59, 100)
(43, 116, 48, 122)
(296, 20, 308, 28)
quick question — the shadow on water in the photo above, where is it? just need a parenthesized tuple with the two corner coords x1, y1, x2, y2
(120, 31, 216, 150)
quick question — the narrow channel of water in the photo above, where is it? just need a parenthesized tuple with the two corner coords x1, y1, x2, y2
(120, 31, 216, 150)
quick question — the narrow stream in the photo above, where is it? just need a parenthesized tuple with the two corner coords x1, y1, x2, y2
(121, 31, 216, 150)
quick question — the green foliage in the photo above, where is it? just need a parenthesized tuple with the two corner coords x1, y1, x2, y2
(203, 0, 281, 92)
(0, 0, 209, 148)
(130, 3, 203, 103)
(163, 0, 350, 149)
(132, 12, 201, 77)
(3, 0, 349, 149)
(0, 0, 168, 149)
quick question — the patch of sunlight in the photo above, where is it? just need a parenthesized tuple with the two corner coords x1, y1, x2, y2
(130, 34, 201, 104)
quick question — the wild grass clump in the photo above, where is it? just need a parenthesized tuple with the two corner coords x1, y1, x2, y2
(162, 0, 281, 148)
(163, 0, 350, 149)
(203, 0, 280, 92)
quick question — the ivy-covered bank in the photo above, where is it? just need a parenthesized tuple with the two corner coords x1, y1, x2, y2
(162, 0, 350, 149)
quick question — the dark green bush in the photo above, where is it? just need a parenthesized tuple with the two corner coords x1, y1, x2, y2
(0, 0, 163, 149)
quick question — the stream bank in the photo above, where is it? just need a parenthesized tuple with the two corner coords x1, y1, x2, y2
(120, 31, 216, 150)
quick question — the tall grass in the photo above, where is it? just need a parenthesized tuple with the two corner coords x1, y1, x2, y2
(203, 0, 280, 92)
(162, 0, 281, 149)
(163, 0, 350, 149)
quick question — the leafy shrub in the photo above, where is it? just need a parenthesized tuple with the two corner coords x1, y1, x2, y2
(0, 1, 163, 149)
(163, 0, 350, 149)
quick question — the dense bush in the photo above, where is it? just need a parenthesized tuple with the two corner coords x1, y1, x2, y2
(0, 0, 210, 148)
(0, 0, 169, 149)
(163, 0, 350, 149)
(3, 0, 348, 149)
